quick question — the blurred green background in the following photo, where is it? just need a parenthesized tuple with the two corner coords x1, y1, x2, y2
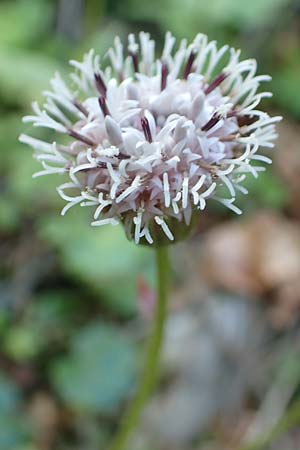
(1, 1, 300, 449)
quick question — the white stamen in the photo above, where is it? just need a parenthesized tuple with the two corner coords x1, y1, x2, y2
(182, 177, 189, 209)
(92, 218, 119, 226)
(140, 225, 154, 244)
(133, 211, 143, 244)
(172, 191, 181, 215)
(191, 175, 206, 204)
(215, 198, 242, 215)
(163, 172, 171, 207)
(115, 176, 141, 203)
(154, 216, 174, 241)
(198, 182, 217, 210)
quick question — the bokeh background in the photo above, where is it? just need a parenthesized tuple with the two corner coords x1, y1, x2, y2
(1, 0, 300, 449)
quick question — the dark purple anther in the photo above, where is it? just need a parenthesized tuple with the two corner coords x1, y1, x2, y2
(141, 117, 153, 143)
(204, 72, 227, 95)
(227, 110, 237, 118)
(183, 50, 197, 80)
(161, 63, 168, 91)
(129, 50, 139, 74)
(98, 96, 110, 117)
(94, 72, 107, 97)
(73, 100, 89, 117)
(68, 129, 95, 146)
(201, 113, 220, 132)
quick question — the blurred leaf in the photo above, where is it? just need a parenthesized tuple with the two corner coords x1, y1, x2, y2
(241, 169, 288, 211)
(51, 322, 138, 413)
(0, 138, 62, 230)
(78, 21, 129, 58)
(0, 0, 53, 49)
(193, 0, 288, 28)
(0, 196, 20, 232)
(7, 147, 61, 212)
(0, 374, 28, 450)
(272, 64, 300, 118)
(29, 291, 77, 329)
(3, 325, 42, 361)
(39, 209, 154, 315)
(0, 49, 62, 106)
(24, 291, 83, 345)
(119, 0, 288, 39)
(212, 170, 288, 215)
(84, 0, 107, 32)
(0, 311, 10, 338)
(0, 115, 24, 168)
(0, 416, 28, 450)
(0, 374, 20, 414)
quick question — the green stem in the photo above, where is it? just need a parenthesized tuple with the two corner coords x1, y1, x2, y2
(109, 246, 170, 450)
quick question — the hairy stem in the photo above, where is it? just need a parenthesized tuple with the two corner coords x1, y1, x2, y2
(109, 246, 170, 450)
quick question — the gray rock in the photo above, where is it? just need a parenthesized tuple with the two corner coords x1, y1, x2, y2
(143, 294, 268, 447)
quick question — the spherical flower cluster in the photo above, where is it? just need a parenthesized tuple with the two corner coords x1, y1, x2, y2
(20, 32, 281, 245)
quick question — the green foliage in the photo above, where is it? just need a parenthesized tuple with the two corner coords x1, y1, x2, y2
(29, 291, 79, 331)
(0, 196, 20, 232)
(0, 375, 29, 450)
(0, 0, 53, 49)
(39, 209, 154, 315)
(3, 325, 42, 361)
(8, 148, 61, 210)
(0, 375, 20, 414)
(2, 291, 85, 362)
(187, 0, 288, 28)
(241, 170, 288, 211)
(214, 169, 288, 215)
(117, 0, 288, 39)
(0, 50, 61, 106)
(51, 322, 139, 414)
(272, 63, 300, 118)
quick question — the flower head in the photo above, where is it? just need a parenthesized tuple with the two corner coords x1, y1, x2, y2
(20, 32, 281, 245)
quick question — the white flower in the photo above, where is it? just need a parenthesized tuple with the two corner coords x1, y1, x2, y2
(20, 32, 281, 245)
